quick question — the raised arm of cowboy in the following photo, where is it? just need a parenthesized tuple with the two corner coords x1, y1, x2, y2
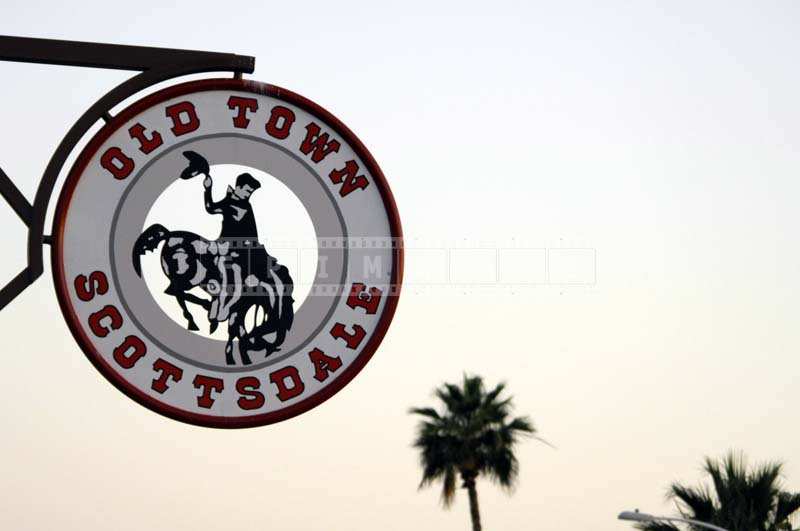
(204, 174, 224, 214)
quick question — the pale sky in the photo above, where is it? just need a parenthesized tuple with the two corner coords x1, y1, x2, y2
(1, 1, 800, 530)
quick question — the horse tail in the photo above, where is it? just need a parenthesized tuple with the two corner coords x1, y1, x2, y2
(132, 223, 169, 277)
(269, 264, 295, 328)
(238, 263, 296, 358)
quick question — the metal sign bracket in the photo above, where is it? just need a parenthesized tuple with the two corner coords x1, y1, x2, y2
(0, 35, 255, 311)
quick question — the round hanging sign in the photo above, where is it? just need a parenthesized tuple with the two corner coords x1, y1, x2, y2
(52, 78, 402, 428)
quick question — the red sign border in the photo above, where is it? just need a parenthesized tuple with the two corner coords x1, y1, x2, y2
(51, 78, 403, 429)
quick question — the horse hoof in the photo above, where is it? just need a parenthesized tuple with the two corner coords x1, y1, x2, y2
(188, 322, 199, 332)
(209, 321, 218, 334)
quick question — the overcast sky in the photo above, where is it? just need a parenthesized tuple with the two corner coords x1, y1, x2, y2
(1, 1, 800, 530)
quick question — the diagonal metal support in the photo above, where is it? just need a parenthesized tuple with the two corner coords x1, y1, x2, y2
(0, 35, 256, 311)
(0, 268, 32, 312)
(0, 165, 32, 226)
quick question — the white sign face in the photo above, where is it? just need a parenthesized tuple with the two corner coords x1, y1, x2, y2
(53, 79, 402, 428)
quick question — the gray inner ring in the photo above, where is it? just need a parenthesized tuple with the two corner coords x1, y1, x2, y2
(109, 133, 348, 372)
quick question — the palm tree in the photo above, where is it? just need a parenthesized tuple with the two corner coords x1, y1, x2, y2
(409, 374, 541, 531)
(639, 451, 800, 531)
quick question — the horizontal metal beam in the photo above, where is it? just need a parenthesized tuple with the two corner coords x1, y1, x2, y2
(0, 35, 254, 72)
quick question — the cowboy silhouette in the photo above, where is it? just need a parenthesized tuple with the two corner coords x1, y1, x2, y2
(203, 170, 268, 333)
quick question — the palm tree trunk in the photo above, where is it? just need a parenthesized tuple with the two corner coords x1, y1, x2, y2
(464, 477, 482, 531)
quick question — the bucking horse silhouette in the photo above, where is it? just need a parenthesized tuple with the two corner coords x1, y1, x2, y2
(132, 151, 295, 366)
